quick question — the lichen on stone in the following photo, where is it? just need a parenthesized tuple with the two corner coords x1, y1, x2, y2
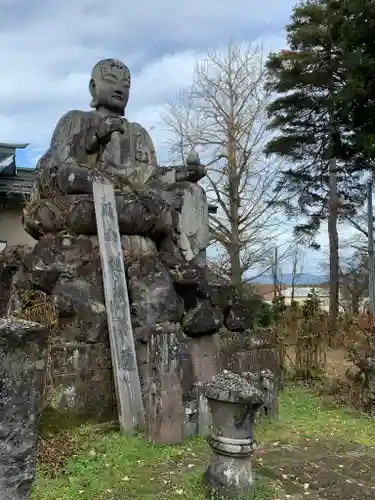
(204, 370, 263, 402)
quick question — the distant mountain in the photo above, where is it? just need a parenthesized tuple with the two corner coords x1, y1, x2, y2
(249, 273, 328, 286)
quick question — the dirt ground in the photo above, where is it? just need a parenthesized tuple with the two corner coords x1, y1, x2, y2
(257, 439, 375, 499)
(286, 347, 353, 379)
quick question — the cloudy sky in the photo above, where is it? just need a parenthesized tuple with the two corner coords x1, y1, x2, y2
(0, 0, 297, 163)
(0, 0, 333, 273)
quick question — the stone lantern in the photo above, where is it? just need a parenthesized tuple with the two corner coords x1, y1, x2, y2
(203, 370, 264, 499)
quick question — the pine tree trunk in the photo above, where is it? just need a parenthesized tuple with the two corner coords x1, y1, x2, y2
(273, 246, 279, 300)
(327, 11, 339, 334)
(328, 156, 339, 333)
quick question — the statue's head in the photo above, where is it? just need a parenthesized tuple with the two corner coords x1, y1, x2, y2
(89, 59, 131, 114)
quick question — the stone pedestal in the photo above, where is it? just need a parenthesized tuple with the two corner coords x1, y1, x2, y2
(146, 322, 184, 444)
(203, 371, 263, 499)
(188, 334, 219, 382)
(244, 369, 279, 421)
(0, 317, 49, 500)
(361, 356, 375, 391)
(187, 334, 219, 436)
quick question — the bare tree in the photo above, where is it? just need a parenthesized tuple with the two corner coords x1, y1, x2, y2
(343, 207, 369, 243)
(161, 40, 284, 289)
(340, 249, 368, 314)
(341, 210, 370, 306)
(290, 244, 304, 302)
(320, 233, 369, 315)
(271, 246, 283, 300)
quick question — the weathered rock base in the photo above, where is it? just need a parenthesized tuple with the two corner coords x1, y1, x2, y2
(1, 238, 280, 445)
(2, 237, 245, 428)
(6, 234, 117, 420)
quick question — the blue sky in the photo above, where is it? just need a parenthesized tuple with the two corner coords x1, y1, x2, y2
(0, 0, 335, 272)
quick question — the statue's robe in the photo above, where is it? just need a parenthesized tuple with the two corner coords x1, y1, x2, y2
(31, 109, 209, 262)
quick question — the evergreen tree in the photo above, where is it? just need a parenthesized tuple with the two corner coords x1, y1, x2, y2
(264, 0, 368, 330)
(265, 0, 364, 234)
(338, 0, 375, 163)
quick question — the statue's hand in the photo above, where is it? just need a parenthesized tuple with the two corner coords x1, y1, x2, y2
(96, 117, 125, 144)
(176, 164, 207, 183)
(86, 117, 125, 154)
(192, 165, 207, 181)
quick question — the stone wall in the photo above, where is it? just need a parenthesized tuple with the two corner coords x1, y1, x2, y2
(1, 238, 116, 420)
(218, 327, 280, 418)
(218, 328, 280, 376)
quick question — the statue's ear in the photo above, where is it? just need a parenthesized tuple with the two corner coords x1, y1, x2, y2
(89, 78, 96, 97)
(89, 78, 97, 108)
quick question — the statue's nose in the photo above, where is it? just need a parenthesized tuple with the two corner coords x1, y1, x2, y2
(114, 89, 123, 96)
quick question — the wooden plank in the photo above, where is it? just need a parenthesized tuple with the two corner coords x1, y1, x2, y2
(93, 179, 145, 432)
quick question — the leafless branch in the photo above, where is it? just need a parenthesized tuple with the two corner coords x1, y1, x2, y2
(161, 40, 288, 287)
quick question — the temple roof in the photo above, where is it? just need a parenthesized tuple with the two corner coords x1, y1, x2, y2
(0, 167, 36, 198)
(0, 142, 29, 149)
(0, 142, 30, 179)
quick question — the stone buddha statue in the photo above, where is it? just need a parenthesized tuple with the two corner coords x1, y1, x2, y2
(25, 58, 209, 263)
(13, 59, 249, 435)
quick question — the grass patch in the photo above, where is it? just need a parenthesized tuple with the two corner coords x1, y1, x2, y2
(31, 386, 375, 500)
(258, 385, 375, 446)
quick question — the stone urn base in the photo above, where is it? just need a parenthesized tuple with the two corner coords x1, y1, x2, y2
(204, 452, 255, 499)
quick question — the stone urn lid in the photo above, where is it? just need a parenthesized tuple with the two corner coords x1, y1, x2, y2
(204, 370, 264, 404)
(259, 368, 275, 379)
(243, 369, 275, 381)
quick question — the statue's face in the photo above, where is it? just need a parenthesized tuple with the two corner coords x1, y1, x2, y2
(91, 63, 130, 114)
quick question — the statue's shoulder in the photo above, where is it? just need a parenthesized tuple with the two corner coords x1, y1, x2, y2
(129, 120, 147, 134)
(129, 120, 154, 143)
(55, 109, 96, 128)
(49, 110, 99, 151)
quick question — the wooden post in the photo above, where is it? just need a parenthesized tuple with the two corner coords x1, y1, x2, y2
(93, 179, 145, 432)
